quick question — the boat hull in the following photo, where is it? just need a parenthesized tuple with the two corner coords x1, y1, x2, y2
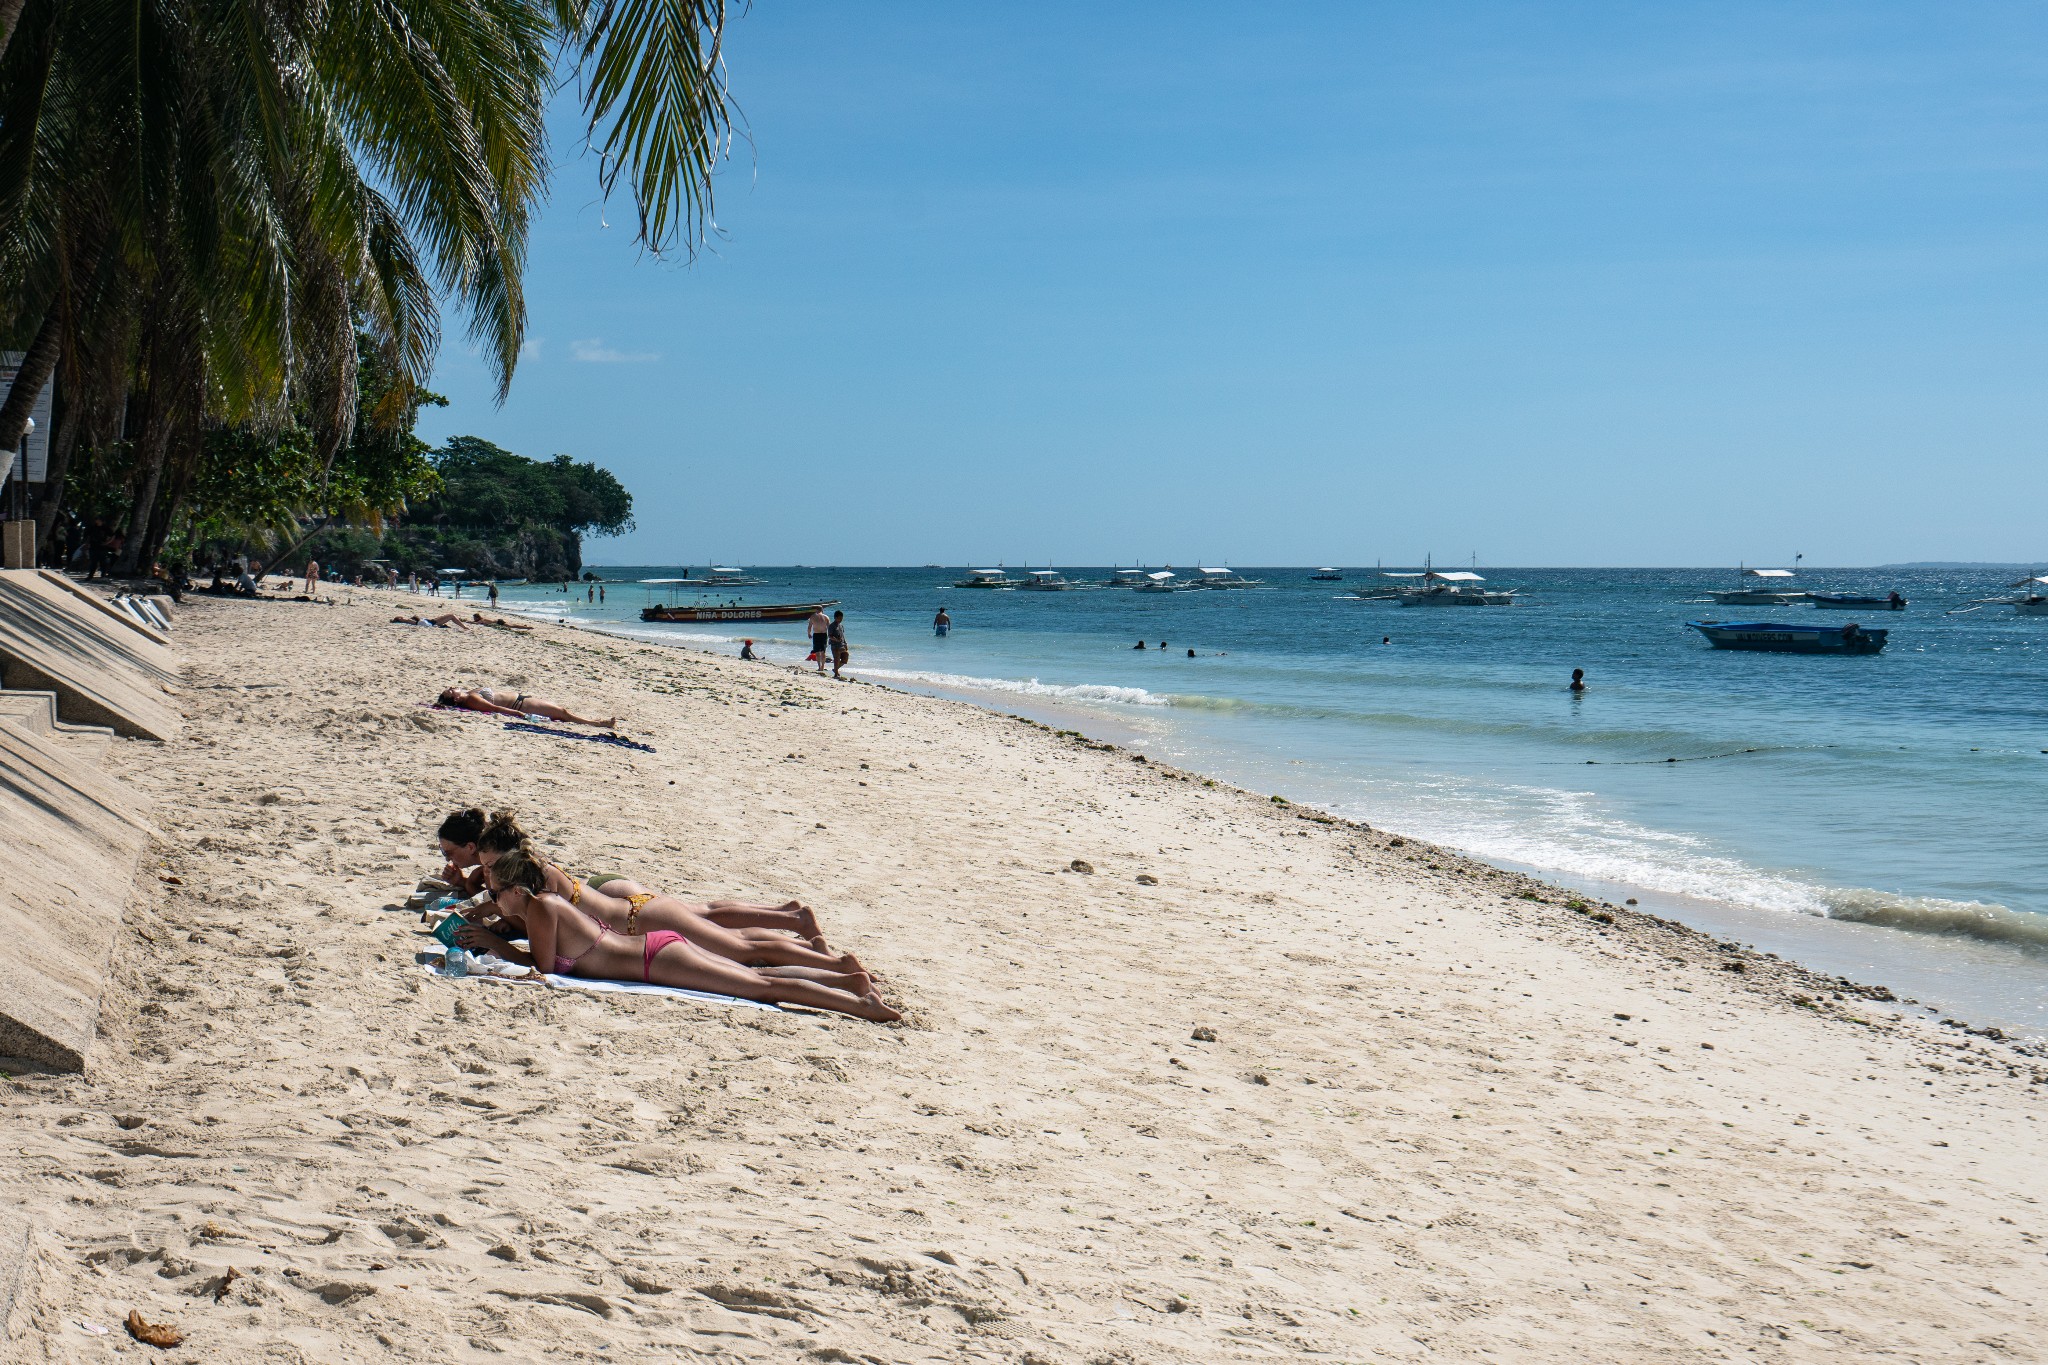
(1809, 594, 1905, 610)
(1394, 591, 1516, 606)
(1704, 590, 1806, 606)
(641, 600, 837, 623)
(1687, 621, 1887, 654)
(2015, 598, 2048, 616)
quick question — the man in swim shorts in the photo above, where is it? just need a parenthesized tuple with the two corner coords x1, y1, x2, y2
(807, 607, 831, 675)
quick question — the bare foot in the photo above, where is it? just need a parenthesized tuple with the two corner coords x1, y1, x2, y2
(783, 901, 823, 939)
(853, 992, 901, 1023)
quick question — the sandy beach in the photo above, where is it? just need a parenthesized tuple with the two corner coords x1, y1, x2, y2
(3, 588, 2044, 1363)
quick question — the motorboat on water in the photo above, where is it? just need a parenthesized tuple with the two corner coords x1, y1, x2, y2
(1106, 569, 1149, 588)
(1182, 566, 1263, 589)
(1809, 591, 1906, 610)
(1019, 570, 1074, 591)
(642, 600, 837, 623)
(640, 567, 762, 587)
(1701, 565, 1805, 606)
(1310, 567, 1344, 581)
(953, 569, 1017, 588)
(1133, 571, 1177, 593)
(1686, 620, 1887, 654)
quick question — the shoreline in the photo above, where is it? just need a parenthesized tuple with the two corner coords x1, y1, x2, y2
(535, 596, 2048, 1043)
(9, 585, 2041, 1358)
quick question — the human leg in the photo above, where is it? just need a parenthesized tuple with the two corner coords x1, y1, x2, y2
(643, 939, 897, 1021)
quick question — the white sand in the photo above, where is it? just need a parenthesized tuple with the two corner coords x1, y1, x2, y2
(3, 591, 2044, 1362)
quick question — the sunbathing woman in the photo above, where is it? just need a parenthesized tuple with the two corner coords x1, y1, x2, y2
(438, 687, 616, 728)
(394, 614, 470, 629)
(472, 813, 860, 974)
(470, 613, 534, 630)
(455, 847, 899, 1022)
(436, 808, 833, 947)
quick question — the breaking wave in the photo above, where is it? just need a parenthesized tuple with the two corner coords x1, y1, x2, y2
(855, 666, 1169, 706)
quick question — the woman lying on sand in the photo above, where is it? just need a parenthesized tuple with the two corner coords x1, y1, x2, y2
(437, 687, 616, 728)
(394, 614, 470, 629)
(471, 815, 864, 975)
(470, 614, 534, 630)
(454, 847, 900, 1022)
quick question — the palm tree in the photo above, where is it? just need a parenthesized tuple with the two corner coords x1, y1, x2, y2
(0, 0, 733, 527)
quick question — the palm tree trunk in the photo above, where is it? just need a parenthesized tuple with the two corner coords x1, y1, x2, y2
(29, 365, 76, 552)
(0, 301, 59, 486)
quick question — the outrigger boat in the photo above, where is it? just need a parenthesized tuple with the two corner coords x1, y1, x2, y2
(1133, 570, 1177, 593)
(1019, 570, 1075, 591)
(1700, 565, 1805, 606)
(1686, 620, 1887, 654)
(1382, 558, 1518, 606)
(1808, 591, 1906, 610)
(1182, 566, 1263, 589)
(953, 568, 1016, 588)
(1310, 567, 1344, 581)
(1951, 575, 2048, 617)
(640, 599, 836, 623)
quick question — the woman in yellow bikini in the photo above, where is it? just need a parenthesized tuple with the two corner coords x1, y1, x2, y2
(453, 847, 899, 1022)
(468, 813, 864, 977)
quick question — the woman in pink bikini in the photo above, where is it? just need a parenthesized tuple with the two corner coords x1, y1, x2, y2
(454, 847, 900, 1022)
(465, 813, 862, 976)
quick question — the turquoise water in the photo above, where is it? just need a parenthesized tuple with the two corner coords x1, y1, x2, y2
(486, 566, 2048, 1027)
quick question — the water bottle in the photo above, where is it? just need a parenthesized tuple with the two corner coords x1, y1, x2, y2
(444, 947, 470, 977)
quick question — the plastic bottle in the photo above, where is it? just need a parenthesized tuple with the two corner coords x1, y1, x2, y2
(444, 947, 470, 977)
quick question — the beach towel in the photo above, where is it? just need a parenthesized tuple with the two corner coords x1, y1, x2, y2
(503, 721, 655, 753)
(420, 956, 778, 1010)
(422, 702, 656, 753)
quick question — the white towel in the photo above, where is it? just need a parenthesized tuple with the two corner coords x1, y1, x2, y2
(420, 958, 778, 1011)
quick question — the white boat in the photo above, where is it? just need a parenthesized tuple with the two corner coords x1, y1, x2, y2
(1385, 567, 1518, 606)
(1106, 569, 1149, 588)
(1183, 566, 1262, 589)
(1310, 567, 1343, 581)
(1701, 565, 1805, 606)
(1953, 574, 2048, 617)
(1133, 571, 1177, 593)
(1019, 570, 1073, 592)
(953, 568, 1016, 588)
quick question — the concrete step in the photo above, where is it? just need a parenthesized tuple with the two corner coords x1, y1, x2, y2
(0, 690, 115, 764)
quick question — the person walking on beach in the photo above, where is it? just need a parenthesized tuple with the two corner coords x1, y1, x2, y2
(829, 610, 851, 679)
(807, 607, 831, 674)
(488, 581, 500, 608)
(303, 559, 320, 595)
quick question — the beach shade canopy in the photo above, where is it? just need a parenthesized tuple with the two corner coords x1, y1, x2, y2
(1743, 568, 1796, 578)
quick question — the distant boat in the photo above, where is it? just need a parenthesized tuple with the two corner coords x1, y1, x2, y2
(637, 567, 761, 587)
(1381, 558, 1517, 606)
(1701, 565, 1805, 606)
(953, 569, 1016, 588)
(1809, 591, 1906, 610)
(1687, 620, 1888, 654)
(1106, 569, 1149, 588)
(641, 600, 836, 623)
(1133, 571, 1177, 593)
(1310, 567, 1344, 581)
(1019, 570, 1074, 592)
(1952, 574, 2048, 617)
(1183, 566, 1262, 589)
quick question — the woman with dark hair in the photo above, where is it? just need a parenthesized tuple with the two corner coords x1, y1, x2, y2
(468, 812, 855, 974)
(455, 848, 900, 1021)
(436, 687, 615, 728)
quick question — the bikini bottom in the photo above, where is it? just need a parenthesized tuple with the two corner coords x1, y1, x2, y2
(642, 929, 686, 980)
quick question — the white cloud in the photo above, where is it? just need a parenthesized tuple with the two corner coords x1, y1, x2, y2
(571, 338, 659, 364)
(519, 336, 543, 361)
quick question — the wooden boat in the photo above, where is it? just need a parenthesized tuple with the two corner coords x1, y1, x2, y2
(953, 569, 1016, 588)
(1700, 565, 1805, 606)
(1686, 620, 1888, 654)
(1310, 567, 1344, 581)
(1809, 592, 1905, 610)
(640, 600, 836, 623)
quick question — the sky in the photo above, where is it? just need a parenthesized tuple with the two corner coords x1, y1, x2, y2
(417, 1, 2048, 568)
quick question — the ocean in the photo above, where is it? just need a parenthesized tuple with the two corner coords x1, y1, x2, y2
(481, 565, 2048, 1035)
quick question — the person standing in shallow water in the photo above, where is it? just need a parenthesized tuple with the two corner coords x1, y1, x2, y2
(1570, 668, 1586, 694)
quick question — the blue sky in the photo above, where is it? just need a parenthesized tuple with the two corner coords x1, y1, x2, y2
(419, 2, 2048, 567)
